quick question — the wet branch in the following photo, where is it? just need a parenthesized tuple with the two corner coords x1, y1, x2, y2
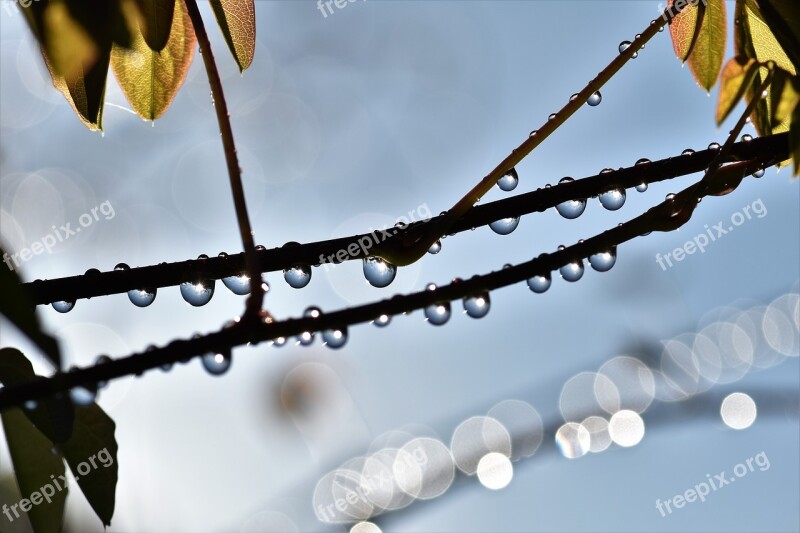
(21, 133, 789, 305)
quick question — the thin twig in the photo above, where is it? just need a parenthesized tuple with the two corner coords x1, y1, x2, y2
(184, 0, 263, 317)
(376, 5, 687, 266)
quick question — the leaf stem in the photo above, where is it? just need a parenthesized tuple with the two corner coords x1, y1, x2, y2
(184, 0, 263, 317)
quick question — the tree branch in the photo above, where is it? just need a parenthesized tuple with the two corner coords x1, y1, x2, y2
(21, 133, 789, 305)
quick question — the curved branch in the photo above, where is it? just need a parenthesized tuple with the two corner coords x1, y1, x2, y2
(21, 133, 789, 306)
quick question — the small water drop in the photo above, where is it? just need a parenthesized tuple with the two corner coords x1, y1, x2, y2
(284, 265, 312, 288)
(529, 129, 538, 137)
(489, 217, 520, 235)
(587, 91, 602, 106)
(463, 291, 491, 319)
(180, 280, 215, 307)
(741, 134, 753, 142)
(114, 263, 130, 271)
(527, 273, 552, 293)
(322, 327, 348, 349)
(635, 182, 649, 192)
(619, 41, 638, 58)
(222, 274, 251, 295)
(560, 260, 585, 282)
(708, 142, 721, 150)
(373, 314, 391, 327)
(428, 240, 442, 255)
(599, 188, 626, 210)
(425, 301, 452, 326)
(548, 113, 557, 121)
(589, 248, 617, 272)
(665, 193, 676, 201)
(128, 288, 156, 307)
(635, 158, 651, 166)
(681, 148, 695, 156)
(69, 385, 96, 406)
(52, 300, 75, 313)
(555, 177, 587, 219)
(363, 257, 397, 288)
(23, 400, 37, 411)
(569, 93, 579, 102)
(752, 168, 765, 178)
(202, 349, 232, 376)
(497, 168, 519, 191)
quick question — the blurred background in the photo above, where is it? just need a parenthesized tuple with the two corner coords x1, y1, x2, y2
(1, 1, 798, 531)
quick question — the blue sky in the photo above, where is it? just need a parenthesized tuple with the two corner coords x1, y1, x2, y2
(1, 1, 798, 531)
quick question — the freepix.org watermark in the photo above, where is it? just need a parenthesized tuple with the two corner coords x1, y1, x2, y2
(657, 0, 707, 20)
(318, 203, 432, 271)
(655, 450, 770, 517)
(3, 200, 116, 272)
(2, 448, 114, 524)
(316, 0, 366, 19)
(655, 198, 767, 271)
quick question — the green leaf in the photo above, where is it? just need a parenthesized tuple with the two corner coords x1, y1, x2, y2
(753, 0, 800, 72)
(59, 404, 118, 527)
(0, 348, 74, 443)
(111, 0, 196, 120)
(669, 0, 727, 91)
(209, 0, 256, 72)
(1, 408, 67, 533)
(134, 0, 176, 51)
(716, 56, 759, 124)
(0, 247, 61, 369)
(770, 70, 800, 124)
(734, 0, 794, 139)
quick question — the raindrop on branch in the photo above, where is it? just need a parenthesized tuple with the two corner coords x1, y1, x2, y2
(619, 41, 638, 58)
(489, 217, 520, 235)
(284, 265, 312, 289)
(527, 273, 552, 293)
(425, 302, 452, 326)
(180, 280, 215, 306)
(202, 349, 232, 376)
(128, 288, 156, 307)
(587, 91, 602, 106)
(428, 240, 442, 255)
(222, 274, 251, 295)
(599, 189, 626, 210)
(497, 168, 519, 192)
(52, 300, 75, 313)
(560, 260, 585, 282)
(363, 257, 397, 288)
(322, 327, 348, 349)
(589, 249, 617, 272)
(464, 291, 491, 318)
(555, 177, 587, 219)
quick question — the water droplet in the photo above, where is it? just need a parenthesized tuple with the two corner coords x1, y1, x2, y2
(52, 300, 75, 313)
(128, 288, 156, 307)
(560, 260, 584, 282)
(665, 193, 676, 201)
(304, 305, 322, 319)
(284, 264, 312, 288)
(114, 263, 130, 271)
(635, 158, 651, 166)
(752, 168, 765, 178)
(587, 91, 602, 106)
(222, 274, 251, 295)
(428, 240, 442, 255)
(297, 331, 314, 346)
(373, 314, 391, 327)
(255, 244, 266, 251)
(599, 188, 626, 210)
(84, 268, 101, 276)
(272, 336, 287, 348)
(708, 142, 721, 150)
(69, 385, 96, 406)
(681, 148, 695, 156)
(497, 168, 519, 192)
(569, 93, 579, 102)
(464, 291, 491, 319)
(527, 273, 552, 293)
(489, 217, 520, 235)
(635, 182, 648, 193)
(197, 253, 209, 261)
(362, 256, 397, 288)
(322, 327, 348, 349)
(202, 349, 232, 376)
(555, 178, 587, 219)
(425, 301, 451, 326)
(23, 400, 37, 411)
(741, 134, 753, 142)
(589, 248, 617, 272)
(529, 129, 538, 137)
(548, 113, 557, 121)
(180, 280, 215, 307)
(619, 41, 638, 58)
